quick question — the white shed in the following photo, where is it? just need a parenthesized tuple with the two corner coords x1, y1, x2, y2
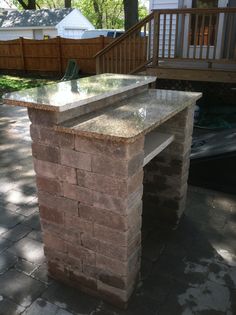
(0, 8, 94, 41)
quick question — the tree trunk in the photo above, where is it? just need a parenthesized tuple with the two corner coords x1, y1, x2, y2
(123, 0, 138, 31)
(92, 0, 103, 28)
(27, 0, 36, 9)
(65, 0, 71, 8)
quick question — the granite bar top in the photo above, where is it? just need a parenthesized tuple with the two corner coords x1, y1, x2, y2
(56, 89, 202, 143)
(2, 74, 156, 113)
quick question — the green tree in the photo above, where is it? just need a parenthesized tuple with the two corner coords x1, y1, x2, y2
(76, 0, 147, 29)
(75, 0, 124, 29)
(13, 0, 71, 9)
(13, 0, 148, 29)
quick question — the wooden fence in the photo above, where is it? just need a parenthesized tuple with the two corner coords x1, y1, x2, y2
(0, 36, 114, 75)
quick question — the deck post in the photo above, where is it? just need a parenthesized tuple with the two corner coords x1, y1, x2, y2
(19, 37, 26, 73)
(57, 36, 63, 75)
(153, 11, 160, 66)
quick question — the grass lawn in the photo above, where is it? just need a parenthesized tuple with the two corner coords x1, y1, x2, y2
(0, 75, 57, 99)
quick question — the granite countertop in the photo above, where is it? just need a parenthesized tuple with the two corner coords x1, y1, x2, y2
(56, 89, 202, 142)
(2, 73, 156, 112)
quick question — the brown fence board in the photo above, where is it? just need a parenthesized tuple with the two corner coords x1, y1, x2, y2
(0, 36, 114, 75)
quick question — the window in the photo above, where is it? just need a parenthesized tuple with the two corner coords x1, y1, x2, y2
(192, 0, 218, 8)
(190, 0, 218, 45)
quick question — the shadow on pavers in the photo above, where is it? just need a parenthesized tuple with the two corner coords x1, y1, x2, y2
(0, 103, 236, 315)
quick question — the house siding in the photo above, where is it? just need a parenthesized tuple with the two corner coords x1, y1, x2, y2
(0, 28, 57, 40)
(0, 29, 33, 40)
(150, 0, 179, 58)
(150, 0, 178, 10)
(42, 29, 57, 39)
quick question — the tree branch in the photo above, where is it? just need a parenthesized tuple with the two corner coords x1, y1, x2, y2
(16, 0, 28, 9)
(16, 0, 36, 9)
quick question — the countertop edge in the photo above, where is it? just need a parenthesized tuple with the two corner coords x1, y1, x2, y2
(2, 98, 58, 112)
(2, 77, 156, 112)
(55, 94, 201, 143)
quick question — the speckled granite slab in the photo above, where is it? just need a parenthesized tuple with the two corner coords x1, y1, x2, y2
(2, 74, 156, 112)
(56, 89, 202, 142)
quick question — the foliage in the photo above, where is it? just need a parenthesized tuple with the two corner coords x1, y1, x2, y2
(12, 0, 36, 9)
(12, 0, 66, 9)
(12, 0, 148, 29)
(0, 75, 55, 98)
(78, 0, 148, 29)
(76, 0, 124, 29)
(138, 3, 148, 20)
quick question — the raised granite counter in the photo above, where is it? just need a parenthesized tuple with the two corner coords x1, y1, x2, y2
(57, 89, 201, 142)
(2, 74, 202, 309)
(3, 73, 156, 113)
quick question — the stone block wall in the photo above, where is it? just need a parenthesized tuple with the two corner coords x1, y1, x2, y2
(27, 99, 195, 307)
(143, 105, 195, 226)
(29, 109, 145, 308)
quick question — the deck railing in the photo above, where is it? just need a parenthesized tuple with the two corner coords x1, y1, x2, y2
(95, 7, 236, 74)
(95, 12, 155, 74)
(154, 7, 236, 65)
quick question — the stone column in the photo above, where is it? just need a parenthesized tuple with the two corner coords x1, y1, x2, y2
(143, 104, 195, 226)
(29, 107, 144, 308)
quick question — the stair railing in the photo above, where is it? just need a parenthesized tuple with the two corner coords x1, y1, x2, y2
(95, 12, 155, 74)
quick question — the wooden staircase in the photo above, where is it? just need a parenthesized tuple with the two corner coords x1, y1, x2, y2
(95, 12, 155, 75)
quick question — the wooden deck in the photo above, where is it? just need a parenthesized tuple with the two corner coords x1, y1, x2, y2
(95, 8, 236, 83)
(146, 61, 236, 83)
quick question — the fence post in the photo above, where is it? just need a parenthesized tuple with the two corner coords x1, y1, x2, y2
(19, 37, 26, 72)
(96, 36, 105, 74)
(101, 35, 105, 49)
(57, 36, 63, 75)
(153, 12, 160, 66)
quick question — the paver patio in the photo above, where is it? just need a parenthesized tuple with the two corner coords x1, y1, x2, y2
(0, 103, 235, 315)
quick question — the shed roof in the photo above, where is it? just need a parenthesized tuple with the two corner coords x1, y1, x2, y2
(0, 8, 73, 28)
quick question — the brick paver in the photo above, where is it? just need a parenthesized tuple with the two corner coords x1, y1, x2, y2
(0, 103, 235, 314)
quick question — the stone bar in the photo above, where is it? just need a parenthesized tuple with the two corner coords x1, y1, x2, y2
(143, 105, 195, 225)
(3, 74, 201, 308)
